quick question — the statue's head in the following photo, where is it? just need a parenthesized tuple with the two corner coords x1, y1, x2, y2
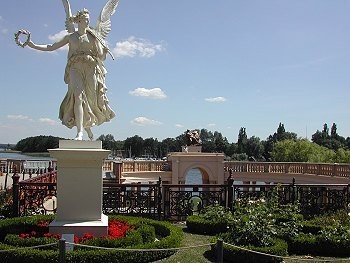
(70, 8, 90, 24)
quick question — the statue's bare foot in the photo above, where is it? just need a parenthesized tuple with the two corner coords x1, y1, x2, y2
(86, 128, 94, 141)
(74, 131, 83, 140)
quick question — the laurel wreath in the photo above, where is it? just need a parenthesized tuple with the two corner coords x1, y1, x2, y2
(14, 29, 31, 48)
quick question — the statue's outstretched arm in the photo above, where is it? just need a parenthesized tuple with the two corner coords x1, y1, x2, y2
(28, 35, 69, 52)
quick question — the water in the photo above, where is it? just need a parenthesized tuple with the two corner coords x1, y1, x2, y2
(0, 152, 52, 160)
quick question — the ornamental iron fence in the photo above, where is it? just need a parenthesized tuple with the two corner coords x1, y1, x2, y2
(102, 180, 162, 219)
(8, 171, 350, 220)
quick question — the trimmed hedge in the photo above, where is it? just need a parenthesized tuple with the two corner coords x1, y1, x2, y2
(288, 232, 350, 257)
(186, 215, 228, 235)
(0, 215, 183, 263)
(211, 238, 288, 263)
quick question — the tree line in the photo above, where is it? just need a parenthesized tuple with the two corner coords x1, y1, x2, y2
(13, 123, 350, 163)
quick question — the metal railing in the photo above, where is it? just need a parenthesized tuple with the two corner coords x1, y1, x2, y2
(8, 171, 350, 220)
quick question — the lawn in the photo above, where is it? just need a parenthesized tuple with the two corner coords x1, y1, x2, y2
(154, 224, 216, 263)
(155, 224, 350, 263)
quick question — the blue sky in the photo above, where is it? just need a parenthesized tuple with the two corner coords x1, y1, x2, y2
(1, 0, 350, 144)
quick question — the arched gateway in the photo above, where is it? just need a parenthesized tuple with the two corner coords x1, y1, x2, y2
(167, 146, 225, 185)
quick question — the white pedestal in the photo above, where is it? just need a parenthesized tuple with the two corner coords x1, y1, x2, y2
(48, 140, 110, 237)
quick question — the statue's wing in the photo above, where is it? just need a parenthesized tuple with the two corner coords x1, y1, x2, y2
(62, 0, 74, 33)
(95, 0, 119, 39)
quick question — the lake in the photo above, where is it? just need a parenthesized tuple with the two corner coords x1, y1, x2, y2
(0, 152, 52, 160)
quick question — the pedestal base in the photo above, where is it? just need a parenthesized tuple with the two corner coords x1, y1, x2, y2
(181, 145, 202, 152)
(49, 140, 110, 238)
(50, 214, 108, 237)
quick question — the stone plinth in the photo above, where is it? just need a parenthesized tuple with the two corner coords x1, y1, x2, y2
(181, 145, 202, 152)
(48, 140, 110, 237)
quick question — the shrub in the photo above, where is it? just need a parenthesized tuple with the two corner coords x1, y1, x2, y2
(186, 215, 227, 235)
(211, 238, 288, 263)
(306, 209, 350, 229)
(288, 213, 350, 257)
(0, 215, 183, 263)
(186, 204, 232, 235)
(226, 199, 277, 247)
(199, 204, 233, 224)
(288, 233, 318, 255)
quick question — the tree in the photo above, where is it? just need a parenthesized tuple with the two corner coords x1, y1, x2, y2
(330, 123, 338, 139)
(15, 135, 62, 152)
(124, 135, 144, 157)
(237, 127, 248, 153)
(246, 136, 264, 160)
(97, 134, 116, 151)
(263, 123, 297, 160)
(271, 139, 336, 163)
(199, 129, 216, 152)
(312, 123, 346, 151)
(214, 132, 228, 153)
(143, 137, 159, 158)
(160, 138, 179, 155)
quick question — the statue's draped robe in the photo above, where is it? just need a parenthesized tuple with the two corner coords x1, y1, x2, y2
(59, 29, 115, 129)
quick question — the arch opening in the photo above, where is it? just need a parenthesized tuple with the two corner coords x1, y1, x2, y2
(185, 168, 202, 184)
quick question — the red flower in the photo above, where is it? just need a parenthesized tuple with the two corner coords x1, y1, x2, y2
(17, 219, 135, 243)
(37, 220, 49, 227)
(19, 233, 29, 239)
(43, 233, 52, 238)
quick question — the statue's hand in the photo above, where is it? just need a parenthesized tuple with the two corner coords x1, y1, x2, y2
(27, 40, 34, 48)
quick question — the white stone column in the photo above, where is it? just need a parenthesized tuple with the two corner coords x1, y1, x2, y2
(49, 140, 110, 237)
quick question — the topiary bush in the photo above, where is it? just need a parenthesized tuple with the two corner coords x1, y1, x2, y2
(186, 204, 232, 235)
(186, 215, 228, 235)
(0, 215, 183, 263)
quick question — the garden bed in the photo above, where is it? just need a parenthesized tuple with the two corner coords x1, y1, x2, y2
(0, 215, 183, 263)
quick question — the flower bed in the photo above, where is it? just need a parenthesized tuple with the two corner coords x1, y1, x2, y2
(0, 215, 183, 263)
(187, 195, 350, 262)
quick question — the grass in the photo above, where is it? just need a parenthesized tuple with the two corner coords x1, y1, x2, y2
(154, 224, 216, 263)
(154, 224, 350, 263)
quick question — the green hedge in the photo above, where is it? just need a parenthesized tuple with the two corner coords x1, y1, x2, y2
(288, 232, 350, 257)
(300, 220, 323, 235)
(211, 238, 288, 263)
(186, 215, 228, 235)
(0, 215, 183, 263)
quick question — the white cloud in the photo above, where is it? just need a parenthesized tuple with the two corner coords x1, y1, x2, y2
(39, 118, 59, 126)
(7, 115, 32, 121)
(7, 115, 59, 126)
(113, 36, 165, 58)
(175, 124, 184, 128)
(205, 97, 227, 102)
(130, 117, 162, 126)
(48, 30, 69, 50)
(129, 88, 167, 99)
(207, 123, 216, 127)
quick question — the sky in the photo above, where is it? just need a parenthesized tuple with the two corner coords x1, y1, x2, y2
(1, 0, 350, 144)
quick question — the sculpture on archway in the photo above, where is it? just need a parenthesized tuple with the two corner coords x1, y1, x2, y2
(185, 129, 202, 146)
(15, 0, 119, 140)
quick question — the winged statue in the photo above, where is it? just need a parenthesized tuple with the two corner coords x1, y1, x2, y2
(62, 0, 119, 60)
(16, 0, 119, 140)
